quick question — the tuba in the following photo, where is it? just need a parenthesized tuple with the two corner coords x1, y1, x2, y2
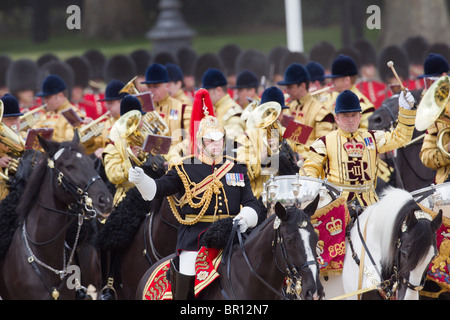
(120, 76, 169, 136)
(110, 110, 147, 168)
(0, 100, 25, 181)
(19, 104, 47, 131)
(415, 76, 450, 156)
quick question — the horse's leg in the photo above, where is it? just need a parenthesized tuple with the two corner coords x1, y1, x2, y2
(76, 243, 102, 299)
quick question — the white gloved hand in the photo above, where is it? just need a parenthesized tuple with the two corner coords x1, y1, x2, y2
(398, 89, 415, 109)
(128, 167, 157, 201)
(233, 206, 258, 233)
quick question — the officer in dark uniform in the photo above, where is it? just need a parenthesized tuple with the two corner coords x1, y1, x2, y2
(129, 89, 261, 299)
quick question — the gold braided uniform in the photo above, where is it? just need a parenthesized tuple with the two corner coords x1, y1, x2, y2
(303, 107, 416, 207)
(214, 94, 245, 141)
(286, 93, 334, 157)
(420, 121, 450, 184)
(34, 100, 83, 143)
(154, 93, 184, 144)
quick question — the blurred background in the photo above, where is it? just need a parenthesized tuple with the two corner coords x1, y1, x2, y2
(0, 0, 448, 59)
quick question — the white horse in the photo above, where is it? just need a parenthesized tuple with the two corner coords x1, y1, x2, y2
(323, 187, 442, 300)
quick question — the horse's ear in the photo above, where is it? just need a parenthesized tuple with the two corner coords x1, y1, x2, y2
(38, 135, 60, 157)
(72, 129, 80, 145)
(432, 210, 443, 233)
(304, 194, 320, 217)
(275, 202, 287, 221)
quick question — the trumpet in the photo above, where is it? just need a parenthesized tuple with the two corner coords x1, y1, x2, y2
(120, 76, 169, 136)
(19, 104, 46, 131)
(310, 85, 334, 96)
(78, 111, 111, 143)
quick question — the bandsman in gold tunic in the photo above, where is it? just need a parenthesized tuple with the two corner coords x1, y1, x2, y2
(202, 68, 245, 141)
(324, 55, 375, 130)
(232, 69, 261, 109)
(278, 63, 334, 158)
(302, 89, 416, 212)
(236, 86, 289, 198)
(419, 53, 450, 184)
(0, 94, 24, 200)
(102, 95, 146, 206)
(141, 64, 184, 145)
(129, 91, 260, 299)
(35, 74, 85, 143)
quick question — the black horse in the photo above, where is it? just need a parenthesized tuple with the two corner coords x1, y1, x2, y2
(137, 197, 324, 300)
(0, 134, 113, 300)
(368, 94, 436, 192)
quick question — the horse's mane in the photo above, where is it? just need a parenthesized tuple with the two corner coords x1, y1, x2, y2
(16, 140, 82, 221)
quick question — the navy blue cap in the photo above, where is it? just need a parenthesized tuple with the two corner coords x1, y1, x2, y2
(335, 90, 362, 114)
(260, 86, 289, 109)
(165, 63, 184, 82)
(306, 61, 325, 82)
(325, 55, 358, 78)
(277, 63, 311, 85)
(417, 53, 450, 79)
(232, 69, 259, 89)
(120, 95, 145, 116)
(98, 79, 128, 102)
(202, 68, 227, 89)
(141, 63, 169, 84)
(36, 74, 67, 97)
(1, 93, 23, 117)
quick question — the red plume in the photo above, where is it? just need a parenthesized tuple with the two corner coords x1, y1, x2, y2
(190, 89, 215, 154)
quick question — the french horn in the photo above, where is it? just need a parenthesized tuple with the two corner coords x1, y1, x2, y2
(415, 75, 450, 157)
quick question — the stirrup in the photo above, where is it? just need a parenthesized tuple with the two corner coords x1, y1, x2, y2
(99, 278, 117, 300)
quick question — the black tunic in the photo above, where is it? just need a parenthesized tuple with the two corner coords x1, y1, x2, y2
(154, 156, 260, 252)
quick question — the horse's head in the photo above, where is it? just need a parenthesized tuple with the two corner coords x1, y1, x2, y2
(391, 205, 442, 300)
(368, 95, 399, 131)
(273, 195, 324, 300)
(38, 132, 113, 219)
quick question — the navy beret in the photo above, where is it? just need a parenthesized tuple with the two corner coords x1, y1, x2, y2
(260, 86, 289, 109)
(335, 90, 362, 114)
(165, 63, 184, 82)
(232, 69, 259, 89)
(325, 55, 358, 78)
(202, 68, 227, 89)
(306, 61, 325, 82)
(98, 79, 128, 102)
(277, 63, 311, 85)
(141, 63, 169, 84)
(120, 95, 145, 116)
(417, 53, 450, 79)
(1, 93, 23, 117)
(36, 74, 67, 97)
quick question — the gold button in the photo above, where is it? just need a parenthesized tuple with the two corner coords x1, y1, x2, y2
(219, 196, 222, 200)
(219, 202, 223, 206)
(218, 210, 223, 213)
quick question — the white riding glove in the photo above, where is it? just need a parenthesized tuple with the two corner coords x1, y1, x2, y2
(398, 90, 415, 110)
(233, 206, 258, 233)
(128, 167, 157, 201)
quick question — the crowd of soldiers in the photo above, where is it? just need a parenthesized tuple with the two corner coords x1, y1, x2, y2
(0, 34, 449, 299)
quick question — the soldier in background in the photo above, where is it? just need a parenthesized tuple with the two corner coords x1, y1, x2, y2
(65, 55, 92, 117)
(232, 69, 260, 109)
(6, 59, 40, 112)
(0, 55, 12, 98)
(176, 47, 198, 102)
(308, 41, 336, 76)
(324, 54, 375, 129)
(202, 68, 244, 141)
(129, 49, 152, 93)
(402, 35, 429, 91)
(218, 43, 242, 95)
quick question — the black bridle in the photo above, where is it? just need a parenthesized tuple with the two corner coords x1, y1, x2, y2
(220, 218, 319, 300)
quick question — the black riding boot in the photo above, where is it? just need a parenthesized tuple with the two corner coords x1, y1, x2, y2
(99, 250, 117, 300)
(170, 259, 195, 300)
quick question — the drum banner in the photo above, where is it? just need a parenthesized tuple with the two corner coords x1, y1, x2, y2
(419, 204, 450, 293)
(311, 196, 350, 275)
(143, 247, 222, 300)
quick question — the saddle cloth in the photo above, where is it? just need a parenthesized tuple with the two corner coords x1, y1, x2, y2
(143, 247, 223, 300)
(311, 196, 350, 276)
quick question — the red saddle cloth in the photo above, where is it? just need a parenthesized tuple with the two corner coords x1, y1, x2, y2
(142, 247, 223, 300)
(311, 196, 350, 276)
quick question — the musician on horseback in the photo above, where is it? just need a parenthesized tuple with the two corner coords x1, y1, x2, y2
(128, 89, 260, 300)
(419, 53, 450, 184)
(302, 89, 417, 216)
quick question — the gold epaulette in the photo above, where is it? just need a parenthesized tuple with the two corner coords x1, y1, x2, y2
(168, 154, 194, 170)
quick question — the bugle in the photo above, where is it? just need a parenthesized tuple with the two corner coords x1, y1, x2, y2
(19, 104, 46, 131)
(78, 111, 111, 143)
